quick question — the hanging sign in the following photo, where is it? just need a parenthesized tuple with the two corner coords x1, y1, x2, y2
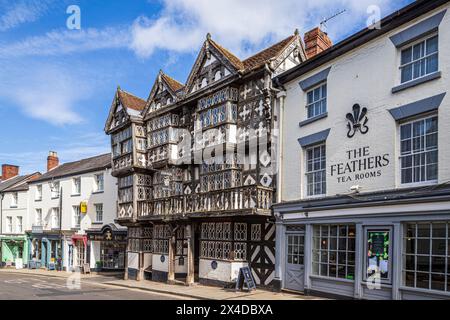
(80, 201, 88, 214)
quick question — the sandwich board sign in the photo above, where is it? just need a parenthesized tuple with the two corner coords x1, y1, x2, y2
(235, 267, 256, 292)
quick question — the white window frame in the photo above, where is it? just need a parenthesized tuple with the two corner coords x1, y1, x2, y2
(399, 33, 439, 84)
(36, 185, 42, 201)
(16, 217, 23, 233)
(73, 205, 81, 229)
(52, 208, 60, 229)
(305, 83, 327, 119)
(95, 203, 103, 223)
(10, 192, 18, 207)
(94, 174, 104, 193)
(35, 209, 43, 226)
(399, 115, 438, 187)
(305, 144, 327, 197)
(6, 216, 13, 233)
(51, 181, 60, 199)
(72, 177, 81, 195)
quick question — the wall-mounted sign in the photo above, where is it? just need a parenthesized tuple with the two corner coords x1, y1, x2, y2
(160, 255, 165, 263)
(330, 147, 390, 184)
(346, 104, 369, 138)
(211, 261, 218, 270)
(80, 201, 88, 214)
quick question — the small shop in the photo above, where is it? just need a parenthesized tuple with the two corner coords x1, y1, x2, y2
(274, 185, 450, 300)
(87, 224, 127, 272)
(71, 234, 88, 271)
(27, 229, 64, 271)
(0, 235, 28, 268)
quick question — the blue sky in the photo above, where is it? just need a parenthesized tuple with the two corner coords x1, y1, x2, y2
(0, 0, 413, 174)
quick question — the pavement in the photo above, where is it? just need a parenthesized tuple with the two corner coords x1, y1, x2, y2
(0, 268, 322, 300)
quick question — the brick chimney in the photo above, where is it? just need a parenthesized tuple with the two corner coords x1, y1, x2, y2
(304, 27, 333, 59)
(1, 164, 19, 181)
(47, 151, 59, 172)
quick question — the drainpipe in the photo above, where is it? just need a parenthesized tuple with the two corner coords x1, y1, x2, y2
(276, 90, 287, 204)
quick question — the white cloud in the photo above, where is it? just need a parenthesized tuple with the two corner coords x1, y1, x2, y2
(130, 0, 404, 58)
(0, 62, 95, 125)
(0, 0, 54, 31)
(0, 131, 110, 174)
(0, 27, 130, 58)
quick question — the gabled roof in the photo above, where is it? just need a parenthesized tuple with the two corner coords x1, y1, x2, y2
(0, 173, 40, 193)
(161, 73, 184, 93)
(142, 70, 184, 118)
(243, 35, 298, 72)
(104, 87, 146, 132)
(208, 39, 245, 71)
(30, 153, 111, 183)
(117, 89, 147, 112)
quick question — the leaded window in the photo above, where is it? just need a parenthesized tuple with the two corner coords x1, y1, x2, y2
(403, 222, 450, 292)
(312, 225, 356, 280)
(306, 144, 326, 196)
(400, 116, 438, 184)
(200, 222, 236, 260)
(400, 35, 438, 84)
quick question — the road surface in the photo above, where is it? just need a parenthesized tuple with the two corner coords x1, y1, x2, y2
(0, 272, 186, 300)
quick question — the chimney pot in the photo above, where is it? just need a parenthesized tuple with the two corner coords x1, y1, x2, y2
(304, 27, 333, 59)
(47, 151, 59, 172)
(1, 164, 19, 181)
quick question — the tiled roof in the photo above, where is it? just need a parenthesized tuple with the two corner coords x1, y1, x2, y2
(118, 89, 146, 111)
(209, 40, 245, 70)
(0, 173, 40, 192)
(3, 172, 41, 192)
(31, 153, 111, 183)
(243, 35, 296, 72)
(161, 73, 184, 92)
(0, 175, 28, 192)
(209, 35, 296, 73)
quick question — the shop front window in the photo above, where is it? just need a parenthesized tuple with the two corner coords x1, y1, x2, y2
(312, 225, 356, 280)
(403, 222, 450, 292)
(366, 229, 391, 283)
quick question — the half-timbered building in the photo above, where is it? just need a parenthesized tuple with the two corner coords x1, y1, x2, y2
(105, 31, 308, 287)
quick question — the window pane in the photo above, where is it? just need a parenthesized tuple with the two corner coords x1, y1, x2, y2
(418, 224, 431, 237)
(405, 255, 415, 270)
(431, 273, 445, 291)
(401, 65, 413, 83)
(416, 272, 429, 289)
(426, 54, 438, 74)
(417, 239, 430, 255)
(426, 36, 438, 54)
(431, 256, 446, 273)
(401, 47, 412, 64)
(417, 255, 430, 272)
(432, 239, 446, 256)
(432, 223, 446, 238)
(405, 271, 415, 287)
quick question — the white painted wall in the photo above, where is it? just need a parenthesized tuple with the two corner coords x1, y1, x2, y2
(1, 190, 29, 235)
(281, 4, 450, 201)
(199, 259, 248, 283)
(28, 168, 118, 233)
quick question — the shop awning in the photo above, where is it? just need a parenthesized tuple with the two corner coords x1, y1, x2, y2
(71, 234, 87, 247)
